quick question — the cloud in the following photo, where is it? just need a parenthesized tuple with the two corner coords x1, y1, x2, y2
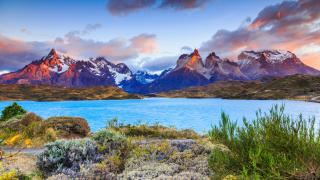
(0, 31, 157, 71)
(107, 0, 156, 16)
(0, 70, 10, 75)
(130, 34, 157, 53)
(64, 23, 103, 37)
(137, 55, 177, 72)
(106, 0, 209, 16)
(0, 35, 48, 71)
(159, 0, 209, 10)
(20, 28, 32, 35)
(82, 23, 103, 34)
(180, 46, 193, 53)
(200, 0, 320, 69)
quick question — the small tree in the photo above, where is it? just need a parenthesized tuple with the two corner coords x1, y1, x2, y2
(0, 102, 26, 121)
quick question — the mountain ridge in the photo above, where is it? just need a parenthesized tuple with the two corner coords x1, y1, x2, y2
(0, 48, 319, 94)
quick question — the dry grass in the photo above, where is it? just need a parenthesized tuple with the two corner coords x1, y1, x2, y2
(1, 153, 37, 174)
(159, 75, 320, 100)
(109, 124, 200, 139)
(0, 84, 141, 101)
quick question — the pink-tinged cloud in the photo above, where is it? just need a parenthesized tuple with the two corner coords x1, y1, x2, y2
(130, 34, 157, 54)
(106, 0, 209, 16)
(0, 31, 158, 71)
(0, 35, 48, 70)
(200, 0, 320, 69)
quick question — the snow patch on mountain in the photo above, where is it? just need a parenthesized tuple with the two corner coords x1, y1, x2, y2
(108, 65, 132, 84)
(49, 63, 70, 73)
(134, 71, 159, 84)
(240, 50, 297, 64)
(88, 59, 106, 76)
(264, 50, 294, 63)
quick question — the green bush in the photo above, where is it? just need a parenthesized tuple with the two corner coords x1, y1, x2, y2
(91, 129, 127, 154)
(208, 105, 320, 179)
(37, 138, 101, 176)
(0, 102, 26, 121)
(107, 120, 200, 139)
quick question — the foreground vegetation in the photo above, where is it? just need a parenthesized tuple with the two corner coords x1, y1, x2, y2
(0, 102, 319, 179)
(209, 105, 320, 179)
(0, 84, 141, 101)
(0, 103, 89, 148)
(159, 75, 320, 101)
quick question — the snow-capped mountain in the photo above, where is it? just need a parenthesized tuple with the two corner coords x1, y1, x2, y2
(138, 49, 320, 93)
(134, 71, 159, 84)
(0, 49, 134, 87)
(0, 48, 319, 94)
(139, 49, 209, 93)
(237, 50, 320, 79)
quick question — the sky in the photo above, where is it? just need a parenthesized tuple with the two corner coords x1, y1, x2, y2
(0, 0, 319, 74)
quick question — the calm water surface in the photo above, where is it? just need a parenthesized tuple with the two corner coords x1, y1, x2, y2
(0, 98, 319, 133)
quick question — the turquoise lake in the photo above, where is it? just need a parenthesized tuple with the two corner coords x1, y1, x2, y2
(0, 98, 319, 133)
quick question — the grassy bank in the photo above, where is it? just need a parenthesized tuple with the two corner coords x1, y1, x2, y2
(0, 84, 141, 101)
(159, 75, 320, 101)
(0, 102, 319, 179)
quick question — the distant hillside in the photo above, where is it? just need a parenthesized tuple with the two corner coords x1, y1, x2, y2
(0, 84, 141, 101)
(158, 75, 320, 101)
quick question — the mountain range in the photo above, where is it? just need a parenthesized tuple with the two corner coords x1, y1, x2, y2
(0, 48, 319, 94)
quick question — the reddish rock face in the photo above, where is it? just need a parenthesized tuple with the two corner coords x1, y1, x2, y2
(0, 49, 136, 87)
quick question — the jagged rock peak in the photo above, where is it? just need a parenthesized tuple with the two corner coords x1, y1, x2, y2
(46, 48, 59, 58)
(191, 48, 200, 57)
(207, 52, 220, 59)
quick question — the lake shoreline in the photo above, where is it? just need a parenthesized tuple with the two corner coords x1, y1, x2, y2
(0, 98, 319, 133)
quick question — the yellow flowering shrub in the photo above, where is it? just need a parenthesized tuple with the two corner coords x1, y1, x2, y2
(223, 175, 237, 180)
(23, 139, 32, 148)
(0, 169, 19, 180)
(45, 128, 57, 141)
(4, 134, 21, 146)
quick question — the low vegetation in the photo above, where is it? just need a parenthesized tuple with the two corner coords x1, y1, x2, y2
(0, 102, 90, 148)
(159, 74, 320, 101)
(37, 138, 101, 176)
(208, 105, 320, 179)
(0, 102, 26, 121)
(0, 84, 141, 101)
(106, 118, 200, 139)
(1, 102, 319, 179)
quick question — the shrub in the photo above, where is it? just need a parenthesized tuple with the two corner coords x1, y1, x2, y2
(45, 128, 57, 142)
(45, 117, 90, 138)
(91, 129, 130, 173)
(108, 123, 199, 139)
(0, 169, 19, 180)
(4, 134, 22, 146)
(37, 138, 101, 176)
(20, 112, 42, 126)
(208, 105, 320, 179)
(91, 129, 127, 154)
(0, 102, 26, 121)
